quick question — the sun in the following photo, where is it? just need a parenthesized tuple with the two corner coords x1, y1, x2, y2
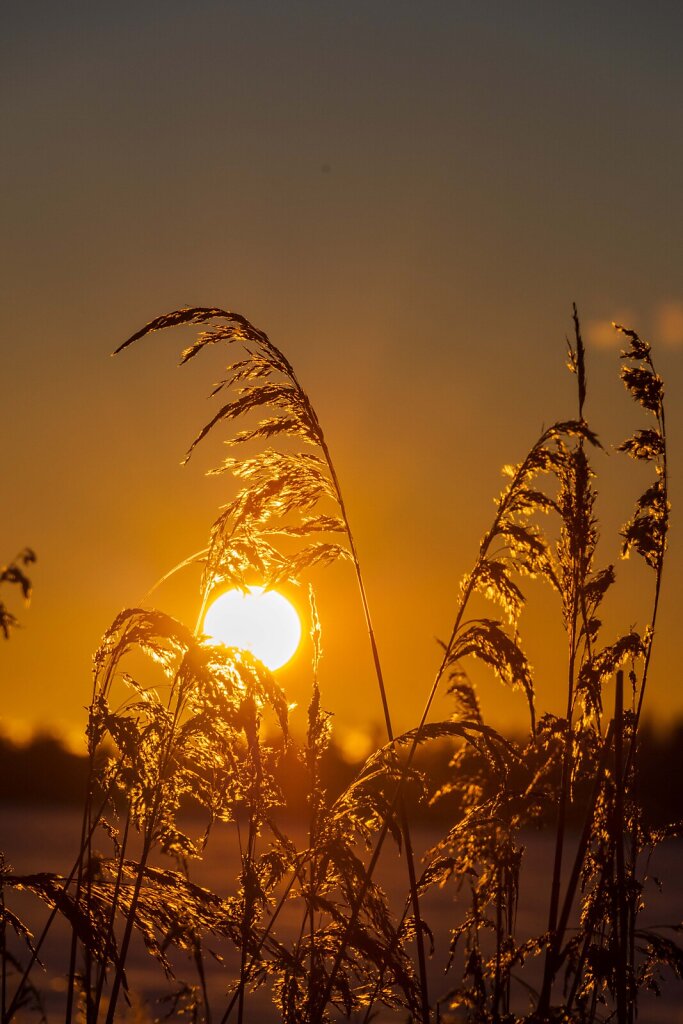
(202, 585, 302, 671)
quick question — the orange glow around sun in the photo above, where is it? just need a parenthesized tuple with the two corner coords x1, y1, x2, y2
(202, 586, 302, 671)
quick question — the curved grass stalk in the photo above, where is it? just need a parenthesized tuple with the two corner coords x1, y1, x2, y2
(615, 327, 668, 776)
(313, 424, 578, 1018)
(103, 682, 187, 1024)
(64, 646, 125, 1022)
(539, 316, 669, 1016)
(313, 440, 431, 1022)
(314, 591, 473, 1020)
(360, 894, 413, 1024)
(99, 306, 671, 1023)
(218, 854, 304, 1024)
(142, 547, 209, 603)
(66, 608, 207, 1022)
(116, 307, 432, 1019)
(63, 618, 144, 1022)
(90, 811, 131, 1021)
(539, 308, 594, 1013)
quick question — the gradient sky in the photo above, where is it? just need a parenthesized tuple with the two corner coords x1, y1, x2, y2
(2, 1, 683, 750)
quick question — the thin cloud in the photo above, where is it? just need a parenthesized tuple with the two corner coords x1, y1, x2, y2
(585, 302, 683, 352)
(584, 311, 637, 349)
(655, 300, 683, 349)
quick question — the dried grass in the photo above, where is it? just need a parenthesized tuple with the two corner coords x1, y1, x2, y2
(0, 306, 678, 1023)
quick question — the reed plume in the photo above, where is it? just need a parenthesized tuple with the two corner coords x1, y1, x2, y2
(0, 305, 679, 1024)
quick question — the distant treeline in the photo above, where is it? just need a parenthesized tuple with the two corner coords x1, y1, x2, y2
(0, 724, 681, 828)
(0, 734, 89, 805)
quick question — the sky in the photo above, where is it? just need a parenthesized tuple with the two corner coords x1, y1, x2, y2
(2, 1, 683, 751)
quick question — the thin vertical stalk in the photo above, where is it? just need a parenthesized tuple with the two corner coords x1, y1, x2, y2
(5, 788, 114, 1022)
(194, 940, 213, 1024)
(82, 794, 96, 1023)
(91, 810, 131, 1020)
(538, 313, 591, 1017)
(219, 861, 303, 1024)
(493, 857, 503, 1022)
(504, 863, 514, 1017)
(627, 764, 638, 1024)
(65, 754, 98, 1022)
(315, 550, 495, 1018)
(538, 642, 578, 1014)
(232, 700, 263, 1024)
(104, 821, 156, 1024)
(614, 671, 628, 1024)
(310, 412, 431, 1023)
(236, 812, 257, 1024)
(565, 869, 607, 1016)
(554, 722, 615, 959)
(308, 859, 316, 1015)
(538, 560, 581, 1013)
(313, 616, 460, 1021)
(64, 650, 121, 1023)
(307, 737, 318, 1014)
(314, 443, 543, 1021)
(624, 347, 667, 778)
(361, 901, 411, 1024)
(1, 880, 6, 1024)
(105, 670, 188, 1024)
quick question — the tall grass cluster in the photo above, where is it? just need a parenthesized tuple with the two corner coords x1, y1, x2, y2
(0, 306, 679, 1022)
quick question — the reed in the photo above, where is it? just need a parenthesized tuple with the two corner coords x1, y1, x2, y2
(0, 307, 679, 1023)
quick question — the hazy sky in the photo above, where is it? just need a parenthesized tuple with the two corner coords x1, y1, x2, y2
(2, 2, 683, 750)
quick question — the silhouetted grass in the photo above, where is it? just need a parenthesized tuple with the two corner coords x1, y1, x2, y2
(3, 725, 683, 829)
(0, 307, 679, 1022)
(0, 548, 35, 640)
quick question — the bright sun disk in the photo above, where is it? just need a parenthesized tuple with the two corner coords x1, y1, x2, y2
(203, 586, 302, 671)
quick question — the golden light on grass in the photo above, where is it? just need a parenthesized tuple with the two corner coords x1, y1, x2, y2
(203, 585, 302, 670)
(40, 303, 669, 1023)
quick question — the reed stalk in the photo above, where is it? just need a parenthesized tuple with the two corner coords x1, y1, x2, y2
(116, 308, 432, 1021)
(614, 670, 628, 1024)
(1, 305, 670, 1023)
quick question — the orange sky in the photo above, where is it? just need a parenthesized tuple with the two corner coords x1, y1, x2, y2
(2, 3, 683, 750)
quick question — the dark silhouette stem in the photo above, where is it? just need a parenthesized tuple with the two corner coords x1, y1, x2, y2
(313, 448, 534, 1021)
(104, 826, 154, 1024)
(5, 788, 113, 1022)
(614, 671, 628, 1024)
(624, 349, 667, 776)
(311, 412, 430, 1022)
(1, 882, 6, 1023)
(219, 854, 306, 1023)
(92, 810, 131, 1020)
